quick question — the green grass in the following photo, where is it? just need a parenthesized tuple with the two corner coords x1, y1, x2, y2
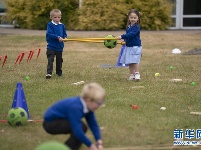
(0, 31, 201, 150)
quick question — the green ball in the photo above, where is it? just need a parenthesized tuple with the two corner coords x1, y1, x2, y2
(35, 141, 71, 150)
(7, 107, 28, 126)
(104, 35, 117, 49)
(25, 76, 30, 81)
(169, 66, 174, 70)
(191, 82, 196, 86)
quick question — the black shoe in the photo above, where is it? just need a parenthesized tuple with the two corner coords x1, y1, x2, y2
(56, 74, 62, 77)
(46, 74, 52, 79)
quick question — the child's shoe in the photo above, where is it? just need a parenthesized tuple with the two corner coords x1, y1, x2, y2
(56, 74, 62, 78)
(128, 74, 135, 80)
(46, 74, 52, 79)
(134, 73, 140, 81)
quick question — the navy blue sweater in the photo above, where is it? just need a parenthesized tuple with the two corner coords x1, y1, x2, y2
(43, 96, 101, 147)
(121, 24, 141, 47)
(46, 21, 67, 52)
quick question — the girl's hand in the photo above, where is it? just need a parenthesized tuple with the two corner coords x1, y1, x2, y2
(116, 36, 122, 40)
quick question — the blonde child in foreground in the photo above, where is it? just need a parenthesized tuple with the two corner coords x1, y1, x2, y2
(117, 9, 142, 81)
(43, 82, 105, 150)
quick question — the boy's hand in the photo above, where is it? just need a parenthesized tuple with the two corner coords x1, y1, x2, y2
(89, 144, 98, 150)
(58, 36, 63, 42)
(96, 140, 103, 149)
(97, 144, 104, 149)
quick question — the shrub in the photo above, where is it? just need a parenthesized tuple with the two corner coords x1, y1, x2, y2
(125, 0, 172, 30)
(75, 0, 128, 30)
(6, 0, 78, 29)
(5, 0, 172, 30)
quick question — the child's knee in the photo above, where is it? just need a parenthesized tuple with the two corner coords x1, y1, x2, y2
(48, 57, 54, 63)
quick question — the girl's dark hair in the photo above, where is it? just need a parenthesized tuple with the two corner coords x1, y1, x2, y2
(126, 9, 140, 29)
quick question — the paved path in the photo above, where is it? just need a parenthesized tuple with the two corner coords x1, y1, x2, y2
(0, 27, 201, 36)
(0, 27, 124, 37)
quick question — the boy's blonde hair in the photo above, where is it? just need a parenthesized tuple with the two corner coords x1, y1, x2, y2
(80, 83, 106, 102)
(50, 9, 62, 17)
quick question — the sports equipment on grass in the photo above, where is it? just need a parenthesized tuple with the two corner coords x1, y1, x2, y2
(132, 105, 138, 110)
(7, 107, 28, 126)
(155, 73, 160, 77)
(11, 82, 31, 118)
(35, 141, 71, 150)
(169, 66, 174, 70)
(62, 36, 124, 48)
(190, 112, 201, 115)
(169, 79, 182, 82)
(191, 82, 196, 86)
(25, 76, 30, 81)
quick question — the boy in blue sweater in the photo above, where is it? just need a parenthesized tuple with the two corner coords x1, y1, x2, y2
(46, 9, 67, 79)
(43, 83, 105, 150)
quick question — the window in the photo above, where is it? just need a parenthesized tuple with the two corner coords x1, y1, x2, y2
(183, 0, 201, 15)
(183, 18, 201, 26)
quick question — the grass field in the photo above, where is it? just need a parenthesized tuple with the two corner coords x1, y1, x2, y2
(0, 30, 201, 150)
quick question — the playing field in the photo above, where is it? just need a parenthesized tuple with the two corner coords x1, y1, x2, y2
(0, 28, 201, 150)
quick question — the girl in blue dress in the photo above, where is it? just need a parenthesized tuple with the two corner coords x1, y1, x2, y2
(117, 9, 142, 81)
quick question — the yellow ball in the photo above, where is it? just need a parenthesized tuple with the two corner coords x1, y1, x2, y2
(155, 73, 160, 77)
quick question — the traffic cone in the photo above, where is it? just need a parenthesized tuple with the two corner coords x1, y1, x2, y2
(11, 82, 31, 118)
(116, 45, 128, 67)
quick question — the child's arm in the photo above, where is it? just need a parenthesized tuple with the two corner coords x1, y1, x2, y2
(68, 110, 93, 147)
(63, 25, 67, 38)
(86, 112, 103, 148)
(96, 139, 103, 149)
(57, 25, 67, 42)
(46, 25, 59, 40)
(121, 26, 140, 39)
